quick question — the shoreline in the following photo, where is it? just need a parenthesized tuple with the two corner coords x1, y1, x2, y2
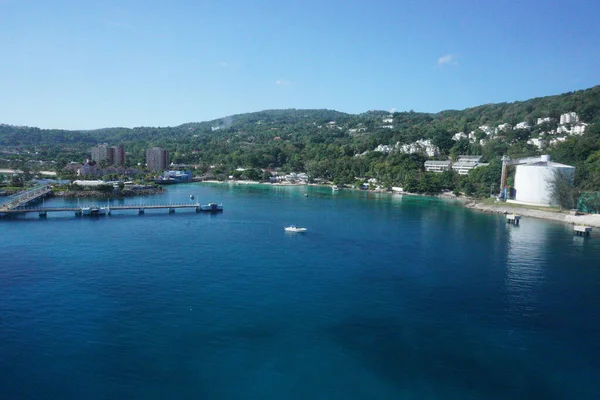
(465, 200, 600, 228)
(198, 179, 599, 227)
(52, 187, 165, 199)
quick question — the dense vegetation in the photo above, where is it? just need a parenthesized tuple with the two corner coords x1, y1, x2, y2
(1, 85, 600, 198)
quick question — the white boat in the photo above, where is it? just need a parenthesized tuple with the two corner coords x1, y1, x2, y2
(199, 202, 223, 212)
(81, 206, 107, 216)
(285, 225, 307, 233)
(332, 185, 339, 191)
(190, 194, 195, 200)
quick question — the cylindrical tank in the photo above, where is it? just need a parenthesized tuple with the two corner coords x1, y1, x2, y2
(513, 161, 575, 206)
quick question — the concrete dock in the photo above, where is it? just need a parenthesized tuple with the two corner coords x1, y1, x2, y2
(506, 214, 521, 225)
(574, 225, 592, 237)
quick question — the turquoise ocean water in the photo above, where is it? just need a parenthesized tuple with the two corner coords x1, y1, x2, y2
(1, 183, 600, 399)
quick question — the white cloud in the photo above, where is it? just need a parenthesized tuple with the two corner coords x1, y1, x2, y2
(275, 79, 292, 86)
(438, 54, 458, 66)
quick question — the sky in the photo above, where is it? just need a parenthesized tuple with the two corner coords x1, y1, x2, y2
(0, 0, 599, 130)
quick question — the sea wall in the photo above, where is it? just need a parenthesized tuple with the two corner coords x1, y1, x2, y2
(52, 187, 165, 198)
(465, 201, 600, 228)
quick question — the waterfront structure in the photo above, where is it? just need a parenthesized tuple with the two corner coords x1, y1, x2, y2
(156, 170, 192, 183)
(146, 147, 169, 171)
(510, 155, 575, 207)
(72, 180, 108, 187)
(424, 160, 452, 173)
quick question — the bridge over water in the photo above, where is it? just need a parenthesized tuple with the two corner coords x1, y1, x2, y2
(0, 186, 223, 218)
(0, 186, 52, 211)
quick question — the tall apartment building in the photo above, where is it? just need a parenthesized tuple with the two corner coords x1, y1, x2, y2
(91, 144, 111, 163)
(90, 144, 126, 165)
(111, 146, 126, 165)
(146, 147, 169, 171)
(560, 112, 579, 125)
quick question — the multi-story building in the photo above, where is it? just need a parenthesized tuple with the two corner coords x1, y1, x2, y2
(90, 144, 125, 165)
(424, 160, 452, 173)
(111, 146, 126, 165)
(146, 147, 169, 171)
(91, 144, 111, 163)
(560, 112, 579, 125)
(451, 156, 488, 175)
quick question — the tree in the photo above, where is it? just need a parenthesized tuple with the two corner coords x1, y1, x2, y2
(547, 169, 576, 210)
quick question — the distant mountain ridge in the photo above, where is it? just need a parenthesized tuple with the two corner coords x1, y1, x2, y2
(1, 86, 599, 141)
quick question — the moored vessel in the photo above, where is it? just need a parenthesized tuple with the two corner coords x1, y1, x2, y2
(199, 202, 223, 212)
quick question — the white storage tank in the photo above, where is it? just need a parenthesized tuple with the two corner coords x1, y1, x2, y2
(512, 155, 575, 206)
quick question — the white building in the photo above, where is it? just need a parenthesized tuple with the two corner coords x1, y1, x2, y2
(556, 122, 587, 136)
(527, 138, 546, 150)
(479, 125, 493, 135)
(451, 156, 488, 175)
(509, 155, 575, 207)
(572, 123, 587, 135)
(560, 112, 579, 125)
(452, 132, 468, 141)
(549, 137, 567, 146)
(398, 139, 439, 157)
(515, 121, 530, 130)
(374, 144, 394, 153)
(496, 123, 510, 133)
(72, 180, 107, 187)
(424, 160, 451, 173)
(537, 117, 553, 125)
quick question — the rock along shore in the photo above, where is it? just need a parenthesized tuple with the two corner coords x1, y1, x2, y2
(52, 187, 165, 199)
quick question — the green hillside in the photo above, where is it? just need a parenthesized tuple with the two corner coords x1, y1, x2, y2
(1, 86, 600, 196)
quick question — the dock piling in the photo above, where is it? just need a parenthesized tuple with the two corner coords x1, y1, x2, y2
(506, 214, 521, 225)
(574, 225, 592, 237)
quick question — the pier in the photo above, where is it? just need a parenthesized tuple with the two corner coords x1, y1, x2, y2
(0, 185, 52, 211)
(0, 202, 223, 218)
(506, 214, 521, 225)
(574, 225, 592, 237)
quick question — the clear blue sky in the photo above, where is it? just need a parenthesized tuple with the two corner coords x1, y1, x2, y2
(1, 0, 599, 130)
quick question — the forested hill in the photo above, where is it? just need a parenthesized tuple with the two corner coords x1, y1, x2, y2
(1, 85, 600, 194)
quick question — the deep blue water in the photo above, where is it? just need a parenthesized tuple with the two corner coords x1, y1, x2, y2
(1, 183, 600, 399)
